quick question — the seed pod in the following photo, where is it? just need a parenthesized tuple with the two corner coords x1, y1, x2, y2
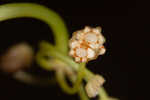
(0, 43, 34, 73)
(85, 75, 105, 98)
(69, 26, 106, 63)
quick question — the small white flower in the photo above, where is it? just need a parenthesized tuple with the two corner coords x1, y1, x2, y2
(69, 26, 106, 63)
(85, 75, 105, 98)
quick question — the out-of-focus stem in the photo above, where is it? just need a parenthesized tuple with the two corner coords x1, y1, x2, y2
(56, 63, 85, 94)
(78, 85, 90, 100)
(0, 3, 69, 54)
(99, 87, 109, 100)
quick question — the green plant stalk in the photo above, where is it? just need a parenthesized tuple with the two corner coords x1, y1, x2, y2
(56, 63, 86, 94)
(78, 85, 90, 100)
(36, 50, 54, 71)
(99, 87, 109, 100)
(37, 49, 90, 100)
(0, 3, 69, 54)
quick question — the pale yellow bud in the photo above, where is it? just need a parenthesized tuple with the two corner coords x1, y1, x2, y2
(85, 75, 105, 98)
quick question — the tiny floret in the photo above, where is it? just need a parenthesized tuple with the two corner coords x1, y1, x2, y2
(69, 26, 106, 62)
(85, 75, 105, 98)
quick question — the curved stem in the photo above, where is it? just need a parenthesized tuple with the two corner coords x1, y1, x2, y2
(56, 63, 86, 94)
(36, 50, 54, 71)
(0, 3, 69, 54)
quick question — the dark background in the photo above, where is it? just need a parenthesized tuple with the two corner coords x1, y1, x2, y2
(0, 0, 149, 100)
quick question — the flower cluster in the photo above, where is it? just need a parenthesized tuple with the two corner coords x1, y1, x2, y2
(69, 26, 106, 62)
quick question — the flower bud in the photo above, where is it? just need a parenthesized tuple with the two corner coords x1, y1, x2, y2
(85, 75, 105, 98)
(0, 43, 34, 73)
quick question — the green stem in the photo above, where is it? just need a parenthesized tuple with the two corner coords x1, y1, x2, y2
(36, 50, 54, 71)
(99, 87, 109, 100)
(56, 63, 86, 94)
(0, 3, 69, 54)
(78, 85, 90, 100)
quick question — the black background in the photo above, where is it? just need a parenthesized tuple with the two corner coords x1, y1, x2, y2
(0, 0, 149, 100)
